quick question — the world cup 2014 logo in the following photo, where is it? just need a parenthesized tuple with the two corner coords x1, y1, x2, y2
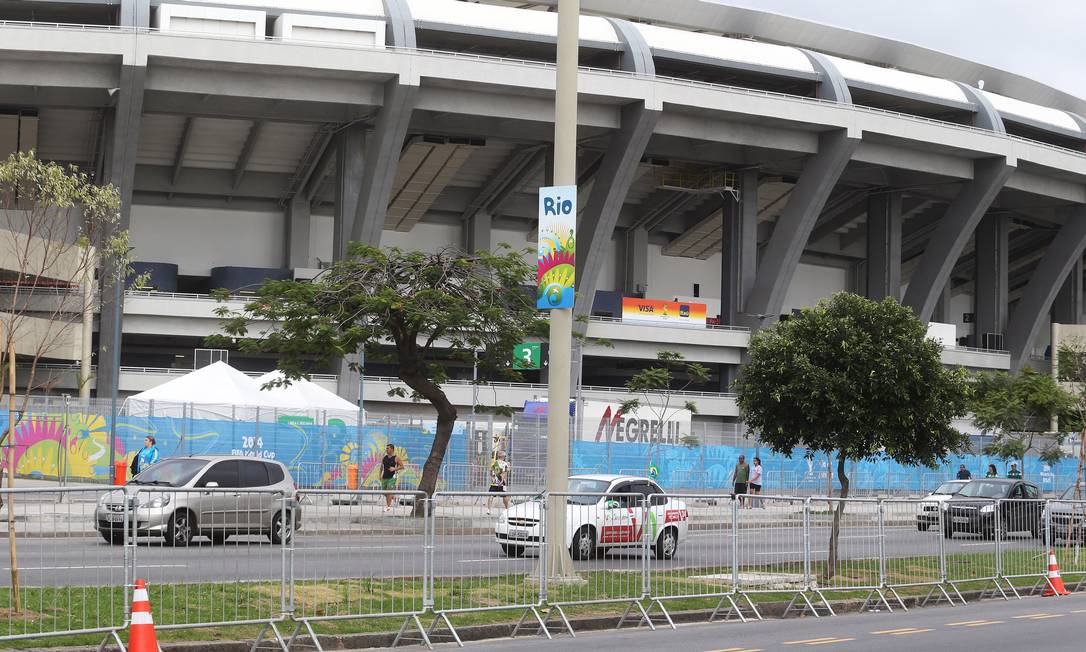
(537, 186, 576, 310)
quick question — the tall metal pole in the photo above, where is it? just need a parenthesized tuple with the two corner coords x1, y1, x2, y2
(543, 0, 579, 580)
(107, 259, 122, 484)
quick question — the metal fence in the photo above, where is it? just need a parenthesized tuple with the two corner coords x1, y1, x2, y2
(3, 489, 1086, 650)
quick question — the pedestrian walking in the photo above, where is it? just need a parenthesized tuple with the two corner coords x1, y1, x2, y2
(487, 450, 510, 514)
(132, 436, 160, 476)
(732, 454, 750, 508)
(956, 464, 972, 480)
(749, 457, 763, 508)
(1007, 463, 1022, 479)
(985, 463, 998, 478)
(381, 443, 404, 512)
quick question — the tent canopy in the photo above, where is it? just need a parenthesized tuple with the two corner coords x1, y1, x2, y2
(254, 370, 363, 416)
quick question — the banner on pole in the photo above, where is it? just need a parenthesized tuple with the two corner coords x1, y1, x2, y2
(537, 185, 576, 310)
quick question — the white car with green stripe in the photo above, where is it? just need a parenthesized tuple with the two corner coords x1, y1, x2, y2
(494, 474, 689, 560)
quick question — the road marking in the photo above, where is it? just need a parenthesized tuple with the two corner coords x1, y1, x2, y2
(1071, 609, 1086, 614)
(1021, 614, 1065, 620)
(705, 648, 762, 652)
(783, 637, 855, 646)
(946, 619, 997, 626)
(1012, 613, 1053, 619)
(5, 564, 186, 571)
(963, 621, 1004, 627)
(872, 628, 932, 636)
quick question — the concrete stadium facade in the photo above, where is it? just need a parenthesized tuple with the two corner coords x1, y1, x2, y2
(1, 0, 1084, 428)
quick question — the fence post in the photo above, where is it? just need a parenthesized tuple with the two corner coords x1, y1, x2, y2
(539, 492, 548, 603)
(424, 495, 433, 611)
(642, 496, 650, 598)
(877, 499, 887, 588)
(281, 492, 290, 618)
(995, 499, 1003, 582)
(937, 499, 948, 584)
(803, 497, 812, 590)
(731, 493, 739, 591)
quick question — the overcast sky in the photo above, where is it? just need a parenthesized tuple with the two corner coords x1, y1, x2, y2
(714, 0, 1086, 100)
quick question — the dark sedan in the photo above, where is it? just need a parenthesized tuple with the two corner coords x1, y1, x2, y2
(1045, 483, 1086, 543)
(944, 479, 1044, 540)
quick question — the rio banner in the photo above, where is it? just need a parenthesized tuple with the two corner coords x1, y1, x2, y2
(537, 185, 576, 310)
(621, 297, 707, 326)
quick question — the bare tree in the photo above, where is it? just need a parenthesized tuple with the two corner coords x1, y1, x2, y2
(0, 151, 133, 612)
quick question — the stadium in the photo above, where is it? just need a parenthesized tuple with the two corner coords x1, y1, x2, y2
(2, 0, 1086, 443)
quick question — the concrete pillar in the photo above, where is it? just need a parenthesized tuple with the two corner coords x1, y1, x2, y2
(333, 124, 364, 260)
(285, 195, 311, 269)
(933, 282, 953, 324)
(336, 353, 362, 403)
(975, 214, 1009, 349)
(720, 170, 758, 325)
(866, 192, 902, 301)
(1052, 258, 1083, 325)
(622, 227, 649, 295)
(463, 209, 492, 254)
(120, 0, 150, 27)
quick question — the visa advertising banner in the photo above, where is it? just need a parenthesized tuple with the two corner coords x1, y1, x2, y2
(621, 297, 707, 326)
(537, 185, 576, 310)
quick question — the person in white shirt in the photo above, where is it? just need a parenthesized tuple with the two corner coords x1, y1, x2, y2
(749, 457, 764, 508)
(487, 450, 511, 514)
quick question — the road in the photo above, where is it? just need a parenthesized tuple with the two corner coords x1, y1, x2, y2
(2, 521, 1057, 588)
(450, 592, 1086, 652)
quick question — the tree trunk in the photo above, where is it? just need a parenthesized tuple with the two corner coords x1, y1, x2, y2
(399, 371, 458, 518)
(4, 339, 19, 612)
(823, 453, 850, 583)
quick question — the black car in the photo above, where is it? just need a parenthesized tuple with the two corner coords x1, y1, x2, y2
(944, 479, 1044, 540)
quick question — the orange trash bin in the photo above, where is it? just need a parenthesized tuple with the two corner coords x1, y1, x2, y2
(114, 460, 127, 486)
(347, 464, 359, 490)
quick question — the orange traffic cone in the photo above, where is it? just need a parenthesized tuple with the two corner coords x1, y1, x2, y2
(128, 578, 160, 651)
(1043, 550, 1070, 597)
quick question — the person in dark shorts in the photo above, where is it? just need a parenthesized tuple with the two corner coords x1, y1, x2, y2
(381, 444, 404, 513)
(749, 456, 763, 508)
(732, 454, 750, 508)
(487, 450, 510, 514)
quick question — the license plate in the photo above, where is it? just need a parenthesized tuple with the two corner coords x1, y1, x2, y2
(952, 516, 970, 524)
(507, 528, 530, 540)
(107, 513, 125, 523)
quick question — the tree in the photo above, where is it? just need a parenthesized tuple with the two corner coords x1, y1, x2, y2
(1054, 338, 1086, 502)
(211, 244, 545, 514)
(971, 367, 1076, 471)
(619, 350, 710, 477)
(733, 293, 971, 580)
(0, 151, 131, 612)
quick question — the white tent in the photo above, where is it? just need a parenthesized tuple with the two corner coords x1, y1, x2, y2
(124, 361, 304, 421)
(254, 370, 362, 424)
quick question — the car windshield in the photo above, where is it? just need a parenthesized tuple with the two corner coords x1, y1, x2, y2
(933, 482, 965, 496)
(957, 481, 1007, 498)
(1059, 484, 1086, 500)
(129, 459, 207, 487)
(567, 478, 610, 505)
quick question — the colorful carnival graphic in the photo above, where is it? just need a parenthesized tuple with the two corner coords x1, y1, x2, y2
(537, 185, 576, 309)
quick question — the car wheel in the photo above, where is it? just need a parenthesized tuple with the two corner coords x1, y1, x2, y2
(501, 544, 526, 557)
(943, 524, 954, 539)
(982, 527, 995, 541)
(100, 531, 123, 545)
(654, 527, 679, 560)
(1031, 520, 1042, 540)
(210, 530, 228, 546)
(271, 510, 293, 545)
(164, 510, 193, 547)
(570, 526, 595, 561)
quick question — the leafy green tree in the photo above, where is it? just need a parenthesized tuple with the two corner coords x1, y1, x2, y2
(619, 350, 711, 477)
(971, 367, 1076, 470)
(734, 293, 971, 580)
(211, 245, 544, 513)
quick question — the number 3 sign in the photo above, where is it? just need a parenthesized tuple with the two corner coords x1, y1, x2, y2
(512, 342, 543, 370)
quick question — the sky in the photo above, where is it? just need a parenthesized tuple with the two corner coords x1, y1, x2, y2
(713, 0, 1086, 100)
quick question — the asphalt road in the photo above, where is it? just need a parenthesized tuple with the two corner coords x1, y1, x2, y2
(450, 592, 1086, 652)
(2, 522, 1057, 588)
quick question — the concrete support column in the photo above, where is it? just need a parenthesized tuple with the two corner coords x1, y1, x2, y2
(120, 0, 150, 27)
(933, 282, 953, 324)
(336, 354, 361, 403)
(720, 170, 758, 325)
(1052, 258, 1083, 325)
(1007, 206, 1086, 371)
(622, 227, 649, 295)
(333, 124, 364, 260)
(96, 62, 145, 399)
(285, 195, 311, 269)
(974, 214, 1009, 348)
(463, 209, 492, 254)
(866, 192, 902, 301)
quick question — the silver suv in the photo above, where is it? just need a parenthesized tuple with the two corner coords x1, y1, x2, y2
(95, 456, 300, 546)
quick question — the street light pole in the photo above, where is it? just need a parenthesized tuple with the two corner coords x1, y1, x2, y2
(543, 0, 579, 581)
(107, 257, 123, 484)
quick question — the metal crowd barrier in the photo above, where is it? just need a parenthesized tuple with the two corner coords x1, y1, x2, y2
(4, 489, 1086, 650)
(0, 487, 129, 649)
